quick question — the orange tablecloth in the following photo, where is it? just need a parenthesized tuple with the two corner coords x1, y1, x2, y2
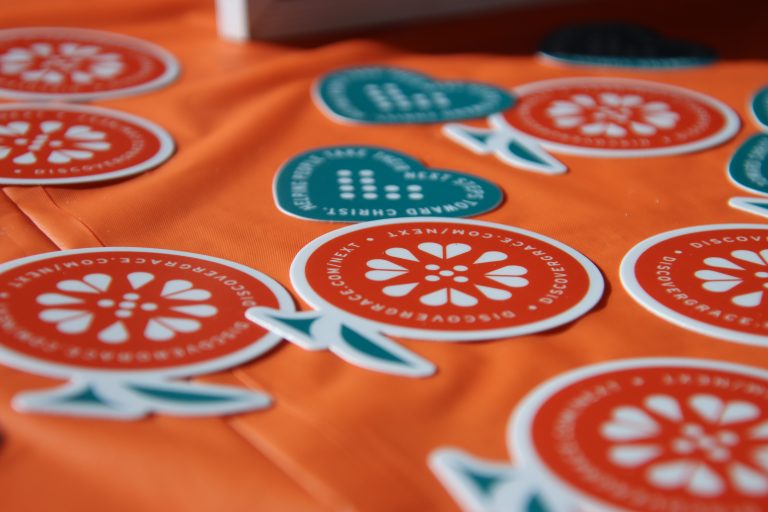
(1, 0, 768, 510)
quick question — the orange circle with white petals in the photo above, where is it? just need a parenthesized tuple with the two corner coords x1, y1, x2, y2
(512, 359, 768, 512)
(292, 218, 603, 340)
(498, 78, 738, 157)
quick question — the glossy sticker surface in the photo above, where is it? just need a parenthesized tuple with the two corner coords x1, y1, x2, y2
(621, 224, 768, 346)
(313, 66, 514, 124)
(0, 103, 174, 185)
(0, 27, 179, 101)
(539, 23, 716, 69)
(0, 247, 293, 418)
(512, 359, 768, 511)
(500, 77, 738, 158)
(728, 133, 768, 196)
(274, 145, 503, 222)
(292, 217, 603, 340)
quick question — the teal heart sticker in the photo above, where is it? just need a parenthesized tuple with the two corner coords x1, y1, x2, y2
(274, 145, 503, 222)
(728, 133, 768, 195)
(313, 66, 514, 124)
(752, 87, 768, 130)
(538, 23, 716, 69)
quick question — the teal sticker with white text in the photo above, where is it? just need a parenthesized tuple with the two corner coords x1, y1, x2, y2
(313, 67, 514, 124)
(274, 145, 503, 222)
(728, 133, 768, 195)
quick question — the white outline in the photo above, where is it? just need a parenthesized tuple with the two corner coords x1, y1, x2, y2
(290, 217, 604, 341)
(0, 27, 179, 102)
(272, 144, 503, 223)
(0, 247, 294, 381)
(0, 102, 175, 185)
(510, 357, 768, 512)
(751, 87, 768, 131)
(492, 77, 740, 159)
(621, 223, 768, 347)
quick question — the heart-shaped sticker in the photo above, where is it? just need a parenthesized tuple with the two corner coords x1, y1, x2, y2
(274, 145, 503, 222)
(728, 133, 768, 196)
(538, 23, 716, 69)
(313, 66, 514, 124)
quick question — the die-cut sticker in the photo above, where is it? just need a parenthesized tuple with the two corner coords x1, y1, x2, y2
(431, 358, 768, 512)
(247, 217, 603, 378)
(729, 197, 768, 219)
(538, 23, 716, 69)
(444, 77, 740, 175)
(313, 66, 514, 125)
(752, 87, 768, 130)
(274, 145, 503, 222)
(0, 27, 179, 101)
(621, 224, 768, 346)
(0, 247, 293, 419)
(0, 103, 174, 185)
(728, 133, 768, 196)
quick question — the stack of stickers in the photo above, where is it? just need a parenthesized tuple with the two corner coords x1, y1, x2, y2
(1, 20, 767, 512)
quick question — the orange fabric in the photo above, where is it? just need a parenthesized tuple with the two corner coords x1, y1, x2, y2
(1, 0, 768, 511)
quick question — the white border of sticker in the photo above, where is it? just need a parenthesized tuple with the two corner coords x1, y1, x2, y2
(510, 357, 768, 512)
(290, 217, 604, 341)
(0, 102, 175, 185)
(493, 76, 740, 158)
(0, 247, 294, 380)
(621, 223, 768, 346)
(0, 26, 180, 102)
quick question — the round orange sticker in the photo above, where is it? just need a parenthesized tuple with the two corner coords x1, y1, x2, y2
(0, 247, 292, 379)
(0, 27, 179, 101)
(499, 77, 738, 157)
(0, 103, 174, 185)
(622, 224, 768, 346)
(292, 217, 603, 340)
(512, 359, 768, 511)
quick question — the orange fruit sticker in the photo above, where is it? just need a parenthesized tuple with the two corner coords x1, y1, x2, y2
(0, 27, 179, 101)
(512, 359, 768, 511)
(293, 217, 603, 340)
(0, 103, 174, 185)
(622, 224, 768, 346)
(501, 77, 738, 157)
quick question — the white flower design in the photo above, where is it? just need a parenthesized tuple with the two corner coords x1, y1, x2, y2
(37, 272, 218, 344)
(546, 93, 680, 138)
(0, 120, 110, 165)
(365, 242, 528, 307)
(0, 42, 124, 85)
(601, 393, 768, 498)
(694, 249, 768, 308)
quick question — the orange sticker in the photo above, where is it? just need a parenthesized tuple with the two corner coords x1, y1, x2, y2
(513, 358, 768, 511)
(248, 218, 603, 378)
(0, 27, 178, 101)
(0, 248, 293, 419)
(622, 224, 768, 346)
(0, 103, 174, 185)
(444, 78, 740, 175)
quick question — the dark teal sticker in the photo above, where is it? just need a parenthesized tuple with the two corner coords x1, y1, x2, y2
(313, 66, 514, 124)
(752, 87, 768, 130)
(539, 23, 716, 69)
(728, 133, 768, 195)
(274, 145, 503, 222)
